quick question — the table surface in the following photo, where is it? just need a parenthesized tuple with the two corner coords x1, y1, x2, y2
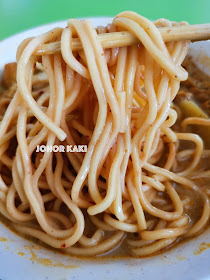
(0, 0, 210, 40)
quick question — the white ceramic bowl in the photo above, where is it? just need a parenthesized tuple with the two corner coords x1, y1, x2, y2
(0, 18, 209, 280)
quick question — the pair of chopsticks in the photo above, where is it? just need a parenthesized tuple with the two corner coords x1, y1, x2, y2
(34, 23, 210, 55)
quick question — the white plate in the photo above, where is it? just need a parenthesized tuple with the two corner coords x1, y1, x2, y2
(0, 18, 209, 280)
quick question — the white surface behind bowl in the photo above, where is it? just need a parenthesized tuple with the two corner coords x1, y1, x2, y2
(0, 18, 209, 280)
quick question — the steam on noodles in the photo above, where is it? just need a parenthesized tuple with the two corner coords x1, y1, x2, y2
(0, 11, 209, 257)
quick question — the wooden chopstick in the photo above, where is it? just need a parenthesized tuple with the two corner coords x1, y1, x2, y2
(34, 23, 210, 55)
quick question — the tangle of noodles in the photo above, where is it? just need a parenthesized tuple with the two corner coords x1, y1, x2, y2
(0, 11, 209, 257)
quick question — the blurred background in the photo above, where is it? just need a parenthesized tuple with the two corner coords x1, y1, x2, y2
(0, 0, 209, 40)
